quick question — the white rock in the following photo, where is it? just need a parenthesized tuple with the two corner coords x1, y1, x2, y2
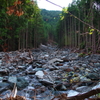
(67, 90, 79, 97)
(48, 58, 63, 64)
(35, 71, 44, 79)
(27, 86, 35, 90)
(92, 82, 100, 90)
(44, 55, 49, 58)
(18, 66, 25, 69)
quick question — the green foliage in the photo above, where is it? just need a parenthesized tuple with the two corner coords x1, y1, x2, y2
(78, 53, 86, 57)
(89, 28, 95, 35)
(41, 9, 61, 41)
(0, 39, 4, 45)
(80, 42, 85, 49)
(0, 0, 47, 51)
(62, 7, 68, 13)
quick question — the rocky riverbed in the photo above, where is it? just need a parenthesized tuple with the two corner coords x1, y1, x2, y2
(0, 44, 100, 100)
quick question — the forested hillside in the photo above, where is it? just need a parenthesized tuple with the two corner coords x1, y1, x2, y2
(40, 9, 61, 41)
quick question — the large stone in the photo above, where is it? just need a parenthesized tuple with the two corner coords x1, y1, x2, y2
(8, 76, 17, 83)
(67, 90, 79, 97)
(92, 82, 100, 90)
(0, 82, 9, 93)
(76, 86, 91, 93)
(82, 64, 87, 67)
(16, 77, 29, 89)
(86, 73, 99, 80)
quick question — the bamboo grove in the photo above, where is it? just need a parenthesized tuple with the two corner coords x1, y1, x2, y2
(56, 0, 100, 53)
(0, 0, 47, 51)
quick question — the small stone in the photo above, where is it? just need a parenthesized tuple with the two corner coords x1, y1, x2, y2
(40, 79, 54, 86)
(44, 55, 49, 58)
(70, 77, 80, 83)
(0, 77, 3, 82)
(48, 58, 63, 64)
(27, 86, 35, 90)
(80, 76, 91, 82)
(35, 71, 44, 79)
(82, 64, 87, 67)
(94, 63, 100, 67)
(61, 85, 67, 90)
(9, 66, 14, 70)
(17, 66, 26, 69)
(85, 68, 91, 72)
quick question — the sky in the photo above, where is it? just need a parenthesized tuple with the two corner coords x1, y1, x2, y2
(36, 0, 73, 11)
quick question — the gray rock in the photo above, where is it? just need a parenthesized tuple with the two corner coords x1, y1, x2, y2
(16, 77, 29, 89)
(80, 76, 91, 82)
(27, 86, 35, 90)
(0, 77, 3, 82)
(8, 76, 17, 83)
(17, 66, 26, 69)
(82, 64, 87, 67)
(0, 90, 12, 99)
(26, 65, 33, 71)
(76, 86, 91, 93)
(94, 63, 100, 67)
(60, 85, 67, 90)
(48, 58, 63, 64)
(33, 68, 44, 72)
(0, 68, 9, 75)
(40, 79, 54, 85)
(86, 73, 99, 80)
(8, 66, 14, 70)
(0, 82, 9, 93)
(39, 44, 48, 50)
(26, 70, 35, 74)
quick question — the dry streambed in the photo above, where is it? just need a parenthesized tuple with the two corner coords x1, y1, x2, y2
(0, 45, 100, 100)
